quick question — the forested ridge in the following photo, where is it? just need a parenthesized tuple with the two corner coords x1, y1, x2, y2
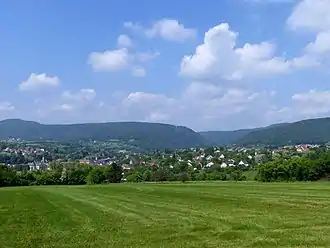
(0, 119, 205, 149)
(2, 117, 330, 148)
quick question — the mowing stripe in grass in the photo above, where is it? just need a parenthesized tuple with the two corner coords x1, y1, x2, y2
(1, 182, 330, 247)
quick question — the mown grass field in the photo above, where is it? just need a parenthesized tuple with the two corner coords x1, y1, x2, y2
(1, 182, 330, 248)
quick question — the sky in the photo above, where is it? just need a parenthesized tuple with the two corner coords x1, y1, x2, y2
(1, 0, 330, 131)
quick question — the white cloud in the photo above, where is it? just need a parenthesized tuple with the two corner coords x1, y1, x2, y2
(117, 34, 133, 48)
(305, 31, 330, 54)
(287, 0, 330, 32)
(123, 92, 175, 107)
(19, 73, 60, 91)
(267, 89, 330, 123)
(119, 92, 176, 122)
(0, 102, 15, 112)
(52, 88, 97, 113)
(286, 0, 330, 69)
(106, 83, 275, 130)
(125, 19, 196, 42)
(180, 23, 293, 81)
(181, 82, 270, 123)
(292, 90, 330, 115)
(62, 88, 96, 102)
(30, 83, 276, 130)
(292, 90, 330, 103)
(35, 88, 101, 123)
(88, 48, 131, 71)
(88, 48, 158, 76)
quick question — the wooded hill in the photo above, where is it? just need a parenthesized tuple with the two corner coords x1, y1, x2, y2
(1, 117, 330, 148)
(200, 118, 330, 146)
(0, 119, 205, 149)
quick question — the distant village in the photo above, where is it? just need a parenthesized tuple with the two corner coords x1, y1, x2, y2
(1, 140, 325, 173)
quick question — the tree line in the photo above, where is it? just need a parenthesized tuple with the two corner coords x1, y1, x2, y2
(256, 151, 330, 182)
(125, 164, 248, 183)
(0, 162, 123, 187)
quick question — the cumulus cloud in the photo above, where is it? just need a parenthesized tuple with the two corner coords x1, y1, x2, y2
(287, 0, 330, 32)
(88, 48, 131, 72)
(117, 34, 133, 48)
(19, 73, 60, 91)
(305, 31, 330, 54)
(286, 0, 330, 69)
(180, 23, 296, 81)
(124, 19, 196, 42)
(180, 18, 330, 82)
(88, 48, 158, 77)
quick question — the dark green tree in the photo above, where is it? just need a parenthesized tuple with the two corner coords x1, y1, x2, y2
(87, 167, 106, 185)
(104, 163, 123, 183)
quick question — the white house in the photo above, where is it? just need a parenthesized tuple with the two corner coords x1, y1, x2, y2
(220, 162, 227, 168)
(206, 162, 214, 167)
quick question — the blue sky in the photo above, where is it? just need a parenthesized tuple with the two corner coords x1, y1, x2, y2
(1, 0, 330, 131)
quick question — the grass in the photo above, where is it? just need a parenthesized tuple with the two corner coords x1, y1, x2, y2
(1, 182, 330, 248)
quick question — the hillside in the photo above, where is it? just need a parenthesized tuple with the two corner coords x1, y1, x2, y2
(0, 119, 205, 149)
(236, 118, 330, 146)
(1, 117, 329, 148)
(199, 129, 252, 146)
(200, 123, 289, 146)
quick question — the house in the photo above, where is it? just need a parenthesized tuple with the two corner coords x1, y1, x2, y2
(239, 161, 249, 167)
(28, 162, 48, 171)
(296, 145, 310, 152)
(206, 162, 214, 167)
(220, 162, 227, 168)
(121, 164, 133, 170)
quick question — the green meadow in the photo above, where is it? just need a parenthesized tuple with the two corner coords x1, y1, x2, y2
(1, 182, 330, 248)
